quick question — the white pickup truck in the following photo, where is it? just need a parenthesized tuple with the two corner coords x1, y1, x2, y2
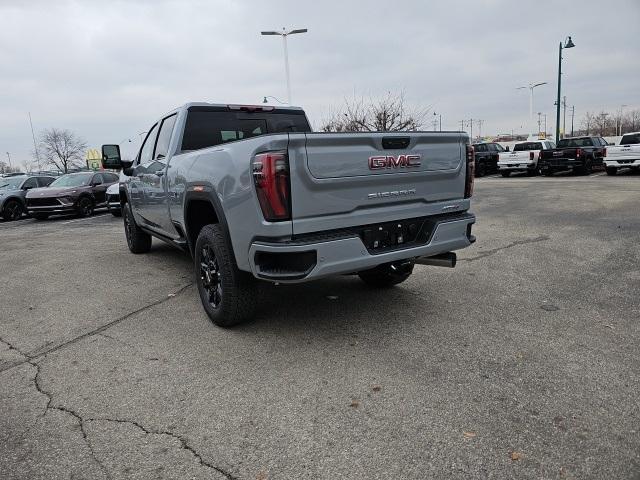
(604, 132, 640, 175)
(497, 140, 556, 177)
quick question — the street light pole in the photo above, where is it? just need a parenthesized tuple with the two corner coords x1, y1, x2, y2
(618, 104, 628, 136)
(261, 27, 308, 104)
(555, 36, 575, 141)
(517, 82, 547, 138)
(570, 105, 575, 137)
(562, 96, 567, 138)
(6, 152, 12, 170)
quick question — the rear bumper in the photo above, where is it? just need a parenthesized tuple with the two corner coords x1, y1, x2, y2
(248, 213, 475, 282)
(604, 159, 640, 168)
(498, 161, 535, 171)
(539, 158, 583, 168)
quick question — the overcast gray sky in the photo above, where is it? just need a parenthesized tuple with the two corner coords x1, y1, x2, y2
(1, 0, 639, 166)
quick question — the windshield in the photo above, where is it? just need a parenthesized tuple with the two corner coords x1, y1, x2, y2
(50, 173, 93, 187)
(620, 134, 640, 145)
(0, 177, 26, 190)
(557, 138, 593, 148)
(513, 142, 543, 151)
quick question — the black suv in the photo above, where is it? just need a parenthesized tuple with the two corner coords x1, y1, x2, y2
(472, 142, 505, 177)
(0, 175, 55, 221)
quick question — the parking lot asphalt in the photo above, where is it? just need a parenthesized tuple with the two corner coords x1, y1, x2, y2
(1, 171, 639, 480)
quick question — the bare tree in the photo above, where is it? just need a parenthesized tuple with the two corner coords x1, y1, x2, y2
(37, 128, 87, 173)
(623, 109, 640, 133)
(580, 111, 595, 135)
(594, 112, 612, 136)
(320, 92, 429, 132)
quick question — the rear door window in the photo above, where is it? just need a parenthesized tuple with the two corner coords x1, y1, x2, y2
(22, 177, 38, 189)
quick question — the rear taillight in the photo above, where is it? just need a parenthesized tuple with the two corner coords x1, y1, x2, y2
(530, 151, 535, 161)
(252, 151, 291, 222)
(465, 144, 475, 198)
(576, 148, 582, 158)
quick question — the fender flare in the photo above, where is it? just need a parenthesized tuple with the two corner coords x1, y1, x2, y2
(183, 186, 232, 255)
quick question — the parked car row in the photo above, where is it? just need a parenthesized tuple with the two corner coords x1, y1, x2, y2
(473, 132, 640, 178)
(0, 171, 119, 221)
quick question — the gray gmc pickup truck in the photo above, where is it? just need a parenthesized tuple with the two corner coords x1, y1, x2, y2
(102, 103, 476, 326)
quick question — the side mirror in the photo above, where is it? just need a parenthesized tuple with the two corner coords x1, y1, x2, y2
(102, 144, 122, 170)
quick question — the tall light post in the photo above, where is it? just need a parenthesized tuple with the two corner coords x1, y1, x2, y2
(555, 36, 575, 141)
(618, 104, 628, 136)
(570, 105, 575, 137)
(517, 82, 547, 138)
(6, 152, 12, 170)
(433, 112, 442, 131)
(260, 27, 308, 104)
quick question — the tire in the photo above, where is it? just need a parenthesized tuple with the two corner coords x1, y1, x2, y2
(123, 202, 152, 253)
(500, 171, 511, 177)
(2, 199, 23, 221)
(32, 213, 50, 220)
(605, 166, 617, 176)
(110, 208, 122, 217)
(195, 224, 258, 327)
(542, 168, 553, 176)
(475, 162, 486, 177)
(576, 158, 592, 176)
(358, 262, 414, 288)
(76, 196, 94, 217)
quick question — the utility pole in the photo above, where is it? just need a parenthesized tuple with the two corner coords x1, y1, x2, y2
(562, 96, 567, 138)
(28, 112, 41, 171)
(570, 106, 575, 137)
(477, 119, 484, 140)
(6, 152, 12, 170)
(544, 114, 547, 136)
(537, 112, 542, 137)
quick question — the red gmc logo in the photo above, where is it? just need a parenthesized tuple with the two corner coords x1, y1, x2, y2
(368, 154, 422, 170)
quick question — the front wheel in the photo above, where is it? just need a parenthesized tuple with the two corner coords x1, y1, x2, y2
(605, 166, 617, 176)
(2, 200, 23, 221)
(77, 197, 94, 217)
(358, 262, 414, 288)
(123, 202, 152, 253)
(195, 224, 258, 327)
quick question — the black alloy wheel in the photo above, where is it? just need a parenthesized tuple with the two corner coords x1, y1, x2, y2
(2, 200, 23, 221)
(77, 197, 94, 217)
(200, 245, 223, 309)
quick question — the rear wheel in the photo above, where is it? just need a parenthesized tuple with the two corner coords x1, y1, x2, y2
(2, 200, 23, 221)
(195, 224, 258, 327)
(542, 167, 554, 176)
(123, 202, 152, 253)
(500, 171, 511, 177)
(358, 262, 414, 288)
(475, 162, 486, 177)
(77, 197, 94, 217)
(605, 166, 617, 176)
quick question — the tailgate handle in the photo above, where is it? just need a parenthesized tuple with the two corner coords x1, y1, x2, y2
(382, 137, 410, 150)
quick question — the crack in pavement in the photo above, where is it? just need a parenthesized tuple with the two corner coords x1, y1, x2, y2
(459, 235, 550, 262)
(27, 360, 112, 480)
(6, 282, 235, 479)
(0, 283, 194, 374)
(86, 417, 239, 479)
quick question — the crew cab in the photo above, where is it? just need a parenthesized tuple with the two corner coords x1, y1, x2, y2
(101, 103, 476, 327)
(497, 140, 556, 177)
(604, 132, 640, 175)
(538, 136, 607, 176)
(472, 142, 506, 177)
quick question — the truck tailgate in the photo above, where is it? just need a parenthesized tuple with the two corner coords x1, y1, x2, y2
(287, 132, 467, 235)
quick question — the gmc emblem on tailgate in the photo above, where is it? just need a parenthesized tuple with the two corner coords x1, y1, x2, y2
(369, 154, 422, 170)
